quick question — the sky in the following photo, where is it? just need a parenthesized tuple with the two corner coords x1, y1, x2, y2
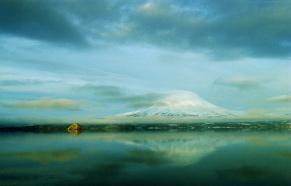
(0, 0, 291, 124)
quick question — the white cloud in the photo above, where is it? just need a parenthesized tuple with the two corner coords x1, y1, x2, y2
(1, 97, 82, 110)
(268, 95, 291, 103)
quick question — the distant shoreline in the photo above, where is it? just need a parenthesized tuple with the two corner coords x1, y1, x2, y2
(0, 120, 291, 133)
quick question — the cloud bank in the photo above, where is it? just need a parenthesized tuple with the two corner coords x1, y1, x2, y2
(269, 95, 291, 103)
(0, 0, 87, 46)
(79, 85, 163, 109)
(1, 97, 81, 110)
(1, 0, 291, 58)
(214, 77, 263, 90)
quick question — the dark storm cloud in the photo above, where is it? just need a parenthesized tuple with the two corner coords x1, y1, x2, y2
(0, 0, 87, 46)
(55, 0, 123, 23)
(65, 0, 289, 59)
(113, 0, 291, 59)
(2, 0, 291, 58)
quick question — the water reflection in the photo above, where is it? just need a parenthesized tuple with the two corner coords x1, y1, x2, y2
(0, 149, 80, 164)
(1, 131, 291, 185)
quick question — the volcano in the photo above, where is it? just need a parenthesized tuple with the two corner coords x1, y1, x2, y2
(119, 91, 238, 120)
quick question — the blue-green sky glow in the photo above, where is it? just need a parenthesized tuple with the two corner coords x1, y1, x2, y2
(0, 0, 290, 123)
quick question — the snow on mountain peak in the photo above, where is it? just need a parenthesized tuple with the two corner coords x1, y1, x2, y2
(158, 91, 217, 109)
(120, 91, 237, 119)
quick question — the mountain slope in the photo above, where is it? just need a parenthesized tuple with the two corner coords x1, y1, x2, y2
(119, 91, 238, 120)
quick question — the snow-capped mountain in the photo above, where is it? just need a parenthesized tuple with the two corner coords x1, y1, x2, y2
(120, 91, 238, 120)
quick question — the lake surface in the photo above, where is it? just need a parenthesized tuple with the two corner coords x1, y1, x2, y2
(1, 130, 291, 186)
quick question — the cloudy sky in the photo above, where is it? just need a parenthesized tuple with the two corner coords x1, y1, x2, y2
(0, 0, 290, 124)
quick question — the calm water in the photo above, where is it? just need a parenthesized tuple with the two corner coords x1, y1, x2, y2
(1, 130, 291, 186)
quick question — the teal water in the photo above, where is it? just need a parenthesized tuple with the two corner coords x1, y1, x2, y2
(1, 130, 291, 186)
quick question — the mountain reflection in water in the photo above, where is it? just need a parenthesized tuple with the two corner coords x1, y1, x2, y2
(1, 130, 291, 186)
